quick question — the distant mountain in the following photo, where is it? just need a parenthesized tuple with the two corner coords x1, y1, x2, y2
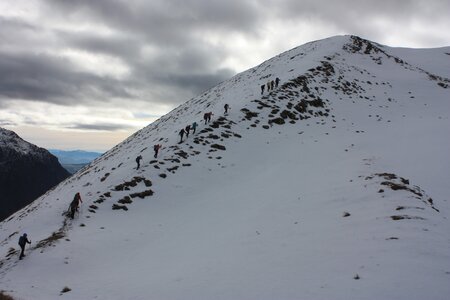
(0, 128, 70, 221)
(49, 149, 102, 164)
(49, 149, 103, 174)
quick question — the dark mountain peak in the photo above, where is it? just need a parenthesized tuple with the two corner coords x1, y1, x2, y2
(0, 127, 70, 221)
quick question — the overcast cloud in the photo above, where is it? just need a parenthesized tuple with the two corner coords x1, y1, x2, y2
(0, 0, 449, 150)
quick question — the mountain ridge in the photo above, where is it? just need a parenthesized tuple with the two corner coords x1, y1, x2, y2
(0, 35, 449, 300)
(0, 128, 70, 222)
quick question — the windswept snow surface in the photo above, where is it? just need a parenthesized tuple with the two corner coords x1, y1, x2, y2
(1, 36, 450, 300)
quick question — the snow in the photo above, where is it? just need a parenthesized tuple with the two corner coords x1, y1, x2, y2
(0, 128, 36, 156)
(1, 35, 450, 300)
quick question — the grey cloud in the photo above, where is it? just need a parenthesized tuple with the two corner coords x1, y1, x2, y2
(59, 31, 141, 60)
(0, 50, 133, 105)
(1, 1, 243, 110)
(66, 123, 135, 131)
(270, 0, 450, 42)
(2, 0, 449, 131)
(156, 69, 234, 96)
(0, 121, 16, 126)
(47, 0, 263, 40)
(133, 112, 160, 119)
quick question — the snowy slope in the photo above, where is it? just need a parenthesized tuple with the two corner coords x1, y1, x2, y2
(0, 128, 38, 157)
(1, 35, 450, 300)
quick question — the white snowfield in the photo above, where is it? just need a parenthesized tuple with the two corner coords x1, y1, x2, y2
(1, 35, 449, 300)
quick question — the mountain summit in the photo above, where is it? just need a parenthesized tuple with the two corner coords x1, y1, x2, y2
(1, 35, 449, 300)
(0, 128, 69, 221)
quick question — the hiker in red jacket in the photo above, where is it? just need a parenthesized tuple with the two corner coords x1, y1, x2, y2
(153, 144, 161, 158)
(203, 112, 213, 124)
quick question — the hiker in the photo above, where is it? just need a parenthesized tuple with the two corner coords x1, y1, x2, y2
(192, 121, 198, 134)
(69, 192, 83, 219)
(203, 112, 212, 124)
(270, 80, 275, 90)
(267, 81, 271, 91)
(261, 84, 265, 94)
(153, 144, 161, 158)
(185, 125, 191, 138)
(179, 128, 185, 143)
(136, 155, 142, 169)
(275, 77, 280, 88)
(224, 104, 230, 114)
(18, 233, 31, 260)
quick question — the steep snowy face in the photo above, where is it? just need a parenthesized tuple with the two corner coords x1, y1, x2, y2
(0, 36, 449, 300)
(0, 128, 35, 156)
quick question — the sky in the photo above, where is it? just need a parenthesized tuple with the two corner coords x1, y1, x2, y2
(1, 0, 449, 152)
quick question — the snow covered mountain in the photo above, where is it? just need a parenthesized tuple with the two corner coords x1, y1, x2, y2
(48, 150, 102, 165)
(49, 150, 103, 174)
(0, 128, 70, 222)
(1, 35, 449, 300)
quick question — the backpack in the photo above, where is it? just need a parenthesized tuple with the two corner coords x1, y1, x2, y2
(18, 236, 25, 247)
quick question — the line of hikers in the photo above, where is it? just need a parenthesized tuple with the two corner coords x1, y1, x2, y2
(17, 97, 258, 261)
(17, 191, 82, 260)
(137, 106, 230, 167)
(179, 120, 198, 143)
(261, 77, 280, 94)
(136, 143, 163, 169)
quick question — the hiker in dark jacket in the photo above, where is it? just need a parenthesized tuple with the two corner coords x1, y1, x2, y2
(270, 80, 275, 90)
(275, 77, 280, 88)
(153, 144, 161, 158)
(18, 233, 31, 260)
(206, 112, 213, 123)
(69, 192, 83, 219)
(203, 112, 213, 124)
(136, 155, 142, 169)
(185, 125, 191, 138)
(179, 128, 185, 143)
(224, 104, 230, 114)
(261, 84, 265, 94)
(192, 121, 198, 134)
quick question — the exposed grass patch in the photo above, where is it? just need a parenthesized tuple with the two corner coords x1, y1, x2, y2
(118, 196, 132, 204)
(0, 291, 15, 300)
(35, 231, 65, 249)
(112, 204, 128, 211)
(269, 117, 285, 125)
(391, 215, 425, 221)
(241, 108, 259, 120)
(211, 144, 226, 151)
(130, 190, 154, 199)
